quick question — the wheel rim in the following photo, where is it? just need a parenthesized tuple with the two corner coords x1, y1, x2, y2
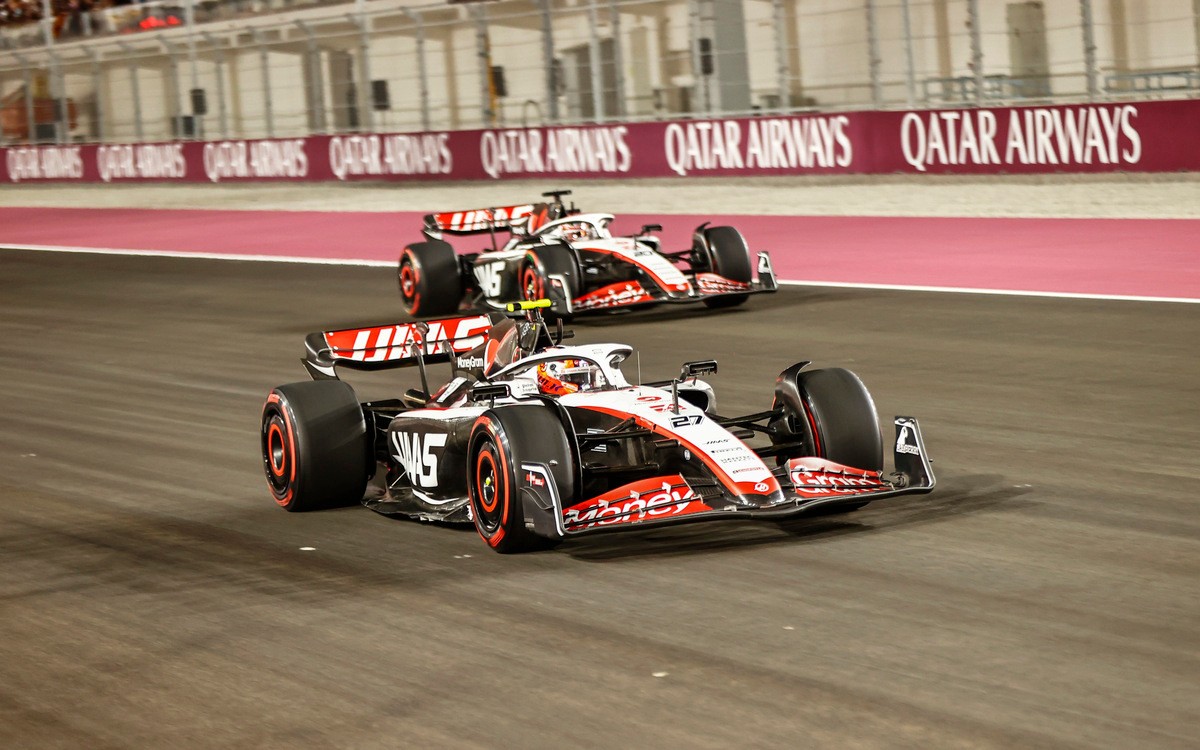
(521, 263, 543, 301)
(473, 442, 504, 535)
(399, 255, 420, 312)
(262, 405, 295, 505)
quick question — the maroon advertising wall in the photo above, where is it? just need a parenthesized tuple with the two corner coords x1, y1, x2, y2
(3, 99, 1197, 184)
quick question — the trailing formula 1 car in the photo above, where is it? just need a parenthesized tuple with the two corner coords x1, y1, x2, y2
(397, 190, 777, 320)
(260, 301, 935, 553)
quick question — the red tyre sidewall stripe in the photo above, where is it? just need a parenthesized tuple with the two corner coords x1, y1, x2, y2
(472, 417, 509, 548)
(264, 392, 297, 506)
(401, 250, 422, 315)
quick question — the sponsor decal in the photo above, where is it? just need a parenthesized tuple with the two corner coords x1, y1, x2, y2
(5, 145, 84, 182)
(896, 424, 921, 456)
(899, 104, 1142, 173)
(457, 355, 486, 370)
(324, 314, 491, 362)
(203, 139, 308, 182)
(696, 273, 752, 295)
(564, 476, 711, 530)
(97, 143, 186, 182)
(753, 482, 770, 493)
(574, 281, 649, 311)
(474, 262, 504, 298)
(329, 133, 452, 180)
(391, 431, 447, 488)
(787, 458, 887, 497)
(433, 205, 533, 233)
(664, 116, 852, 176)
(481, 126, 632, 179)
(525, 470, 546, 488)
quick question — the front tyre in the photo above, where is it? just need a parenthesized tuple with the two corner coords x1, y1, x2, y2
(399, 240, 461, 317)
(772, 366, 883, 513)
(694, 225, 753, 309)
(467, 406, 576, 553)
(261, 380, 370, 512)
(519, 245, 578, 322)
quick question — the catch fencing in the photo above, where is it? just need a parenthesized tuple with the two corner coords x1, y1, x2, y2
(1, 0, 1198, 147)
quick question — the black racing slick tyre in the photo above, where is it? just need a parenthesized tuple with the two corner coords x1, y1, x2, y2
(467, 406, 576, 553)
(772, 367, 882, 514)
(519, 244, 579, 321)
(695, 225, 753, 309)
(784, 367, 883, 472)
(261, 380, 371, 513)
(399, 239, 461, 318)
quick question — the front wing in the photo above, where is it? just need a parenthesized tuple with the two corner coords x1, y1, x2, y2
(518, 417, 934, 539)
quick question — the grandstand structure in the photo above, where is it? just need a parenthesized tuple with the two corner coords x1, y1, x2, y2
(1, 0, 1198, 145)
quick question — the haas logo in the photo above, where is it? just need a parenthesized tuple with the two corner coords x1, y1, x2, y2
(474, 263, 504, 298)
(391, 431, 448, 488)
(896, 425, 921, 456)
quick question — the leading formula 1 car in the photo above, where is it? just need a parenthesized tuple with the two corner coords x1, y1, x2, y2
(260, 301, 934, 553)
(397, 190, 777, 320)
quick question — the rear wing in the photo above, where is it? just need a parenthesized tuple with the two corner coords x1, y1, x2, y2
(423, 204, 535, 237)
(303, 314, 492, 380)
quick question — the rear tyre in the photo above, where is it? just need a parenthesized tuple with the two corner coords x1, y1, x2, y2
(399, 240, 461, 317)
(520, 244, 579, 322)
(773, 367, 882, 513)
(261, 380, 371, 512)
(468, 406, 576, 553)
(694, 225, 753, 309)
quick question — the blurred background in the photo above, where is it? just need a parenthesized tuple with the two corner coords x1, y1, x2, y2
(1, 0, 1198, 146)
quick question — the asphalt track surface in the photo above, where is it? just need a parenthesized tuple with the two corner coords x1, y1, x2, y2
(1, 249, 1198, 749)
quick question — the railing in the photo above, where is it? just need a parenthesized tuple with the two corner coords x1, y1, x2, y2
(1, 0, 1199, 146)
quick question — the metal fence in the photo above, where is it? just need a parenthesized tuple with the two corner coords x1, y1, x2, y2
(2, 0, 1199, 145)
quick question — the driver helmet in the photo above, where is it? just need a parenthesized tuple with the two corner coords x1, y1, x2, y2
(559, 222, 593, 243)
(536, 358, 601, 395)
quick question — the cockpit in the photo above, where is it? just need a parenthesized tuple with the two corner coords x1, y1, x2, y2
(533, 213, 615, 244)
(493, 345, 633, 396)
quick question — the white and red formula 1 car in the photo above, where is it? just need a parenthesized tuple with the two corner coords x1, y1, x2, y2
(261, 301, 935, 553)
(397, 189, 777, 320)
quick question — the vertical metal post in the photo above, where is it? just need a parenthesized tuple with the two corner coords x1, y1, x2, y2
(353, 6, 374, 131)
(967, 0, 984, 103)
(1079, 0, 1098, 100)
(773, 0, 788, 111)
(295, 21, 327, 133)
(162, 40, 183, 138)
(404, 10, 431, 132)
(901, 0, 916, 107)
(539, 0, 558, 122)
(586, 0, 604, 120)
(865, 0, 883, 106)
(474, 4, 493, 127)
(687, 0, 708, 113)
(87, 48, 104, 142)
(251, 29, 274, 137)
(118, 42, 144, 141)
(185, 0, 200, 137)
(608, 0, 624, 117)
(40, 0, 65, 143)
(15, 54, 36, 144)
(1193, 0, 1199, 73)
(201, 32, 229, 139)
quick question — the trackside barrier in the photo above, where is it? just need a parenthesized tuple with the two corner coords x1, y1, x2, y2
(3, 99, 1198, 184)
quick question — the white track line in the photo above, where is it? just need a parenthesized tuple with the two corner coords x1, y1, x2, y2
(3, 242, 1196, 304)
